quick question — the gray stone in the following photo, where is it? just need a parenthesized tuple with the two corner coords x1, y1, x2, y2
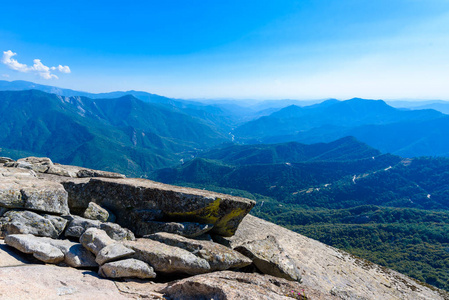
(76, 168, 126, 179)
(43, 214, 68, 236)
(96, 243, 135, 265)
(4, 234, 64, 264)
(99, 258, 156, 279)
(0, 166, 37, 178)
(0, 210, 60, 238)
(139, 221, 213, 238)
(64, 243, 98, 268)
(62, 177, 255, 237)
(41, 237, 98, 268)
(46, 164, 78, 177)
(65, 215, 135, 241)
(83, 202, 110, 222)
(44, 163, 126, 178)
(124, 238, 211, 275)
(17, 157, 53, 173)
(148, 232, 252, 271)
(64, 215, 100, 238)
(235, 235, 302, 282)
(0, 177, 69, 215)
(79, 228, 115, 255)
(4, 161, 33, 169)
(4, 233, 97, 267)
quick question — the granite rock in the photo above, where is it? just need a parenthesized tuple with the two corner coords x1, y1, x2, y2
(99, 258, 156, 279)
(79, 227, 116, 255)
(0, 210, 60, 238)
(0, 176, 69, 215)
(4, 234, 64, 264)
(96, 243, 135, 265)
(124, 238, 211, 275)
(83, 202, 110, 222)
(62, 177, 255, 237)
(65, 215, 135, 241)
(235, 235, 302, 282)
(148, 232, 252, 271)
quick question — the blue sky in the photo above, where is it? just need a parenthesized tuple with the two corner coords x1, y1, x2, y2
(1, 0, 449, 100)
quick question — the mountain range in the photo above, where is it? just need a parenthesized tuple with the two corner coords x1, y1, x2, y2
(0, 89, 229, 176)
(2, 80, 449, 290)
(151, 137, 449, 291)
(3, 80, 449, 160)
(232, 98, 449, 157)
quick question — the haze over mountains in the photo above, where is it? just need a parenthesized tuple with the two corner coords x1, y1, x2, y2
(2, 80, 449, 169)
(233, 98, 449, 157)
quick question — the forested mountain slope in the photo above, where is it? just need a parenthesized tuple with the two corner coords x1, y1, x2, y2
(0, 90, 229, 176)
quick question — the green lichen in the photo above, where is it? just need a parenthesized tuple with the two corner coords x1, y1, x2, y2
(166, 198, 249, 236)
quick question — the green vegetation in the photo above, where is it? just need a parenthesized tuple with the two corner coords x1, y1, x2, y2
(0, 90, 229, 176)
(253, 201, 449, 291)
(153, 143, 449, 291)
(3, 88, 449, 291)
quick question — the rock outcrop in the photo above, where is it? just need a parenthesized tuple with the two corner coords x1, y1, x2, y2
(0, 168, 69, 215)
(0, 156, 448, 300)
(235, 235, 302, 282)
(61, 177, 255, 237)
(224, 214, 449, 300)
(148, 232, 252, 271)
(124, 238, 211, 275)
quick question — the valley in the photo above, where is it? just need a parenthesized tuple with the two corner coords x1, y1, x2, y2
(1, 80, 449, 291)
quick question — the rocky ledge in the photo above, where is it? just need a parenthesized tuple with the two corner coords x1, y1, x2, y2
(0, 156, 448, 300)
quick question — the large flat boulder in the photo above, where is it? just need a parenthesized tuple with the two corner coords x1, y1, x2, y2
(124, 238, 211, 275)
(0, 176, 69, 215)
(148, 232, 252, 271)
(62, 177, 255, 237)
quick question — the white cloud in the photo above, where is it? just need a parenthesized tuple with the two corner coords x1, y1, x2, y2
(2, 74, 10, 78)
(2, 50, 29, 72)
(57, 65, 71, 73)
(1, 50, 71, 80)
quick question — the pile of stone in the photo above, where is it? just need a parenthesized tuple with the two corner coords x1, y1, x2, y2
(0, 156, 301, 284)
